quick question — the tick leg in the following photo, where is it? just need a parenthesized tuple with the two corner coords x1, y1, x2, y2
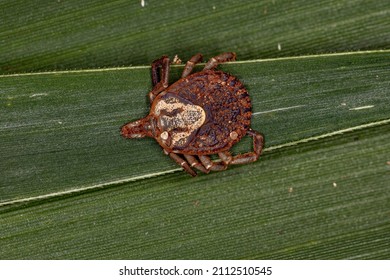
(151, 56, 169, 86)
(149, 56, 170, 103)
(203, 52, 236, 70)
(218, 151, 232, 164)
(184, 154, 209, 174)
(181, 53, 203, 78)
(230, 129, 264, 165)
(167, 152, 197, 177)
(199, 155, 227, 171)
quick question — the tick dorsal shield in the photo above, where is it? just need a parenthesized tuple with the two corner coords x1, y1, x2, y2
(152, 93, 206, 150)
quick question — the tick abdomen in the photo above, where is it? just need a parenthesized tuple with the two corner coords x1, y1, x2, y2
(164, 70, 252, 155)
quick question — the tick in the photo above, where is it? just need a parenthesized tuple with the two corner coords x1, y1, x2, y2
(121, 52, 264, 176)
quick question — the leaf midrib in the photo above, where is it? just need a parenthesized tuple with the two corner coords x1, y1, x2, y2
(1, 49, 387, 77)
(1, 118, 388, 208)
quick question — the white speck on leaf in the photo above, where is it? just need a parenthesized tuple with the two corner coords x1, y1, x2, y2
(254, 105, 306, 115)
(349, 105, 374, 111)
(30, 93, 48, 98)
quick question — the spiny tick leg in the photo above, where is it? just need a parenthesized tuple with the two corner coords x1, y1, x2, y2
(203, 52, 236, 70)
(181, 53, 203, 78)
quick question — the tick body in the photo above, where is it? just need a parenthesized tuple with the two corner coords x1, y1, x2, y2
(121, 53, 264, 176)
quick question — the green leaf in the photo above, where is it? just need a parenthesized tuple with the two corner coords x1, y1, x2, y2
(1, 51, 389, 259)
(1, 0, 389, 74)
(1, 0, 389, 260)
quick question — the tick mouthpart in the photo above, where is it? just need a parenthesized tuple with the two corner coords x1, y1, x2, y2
(121, 115, 155, 139)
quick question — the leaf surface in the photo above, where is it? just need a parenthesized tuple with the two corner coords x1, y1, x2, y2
(1, 51, 389, 259)
(1, 0, 389, 73)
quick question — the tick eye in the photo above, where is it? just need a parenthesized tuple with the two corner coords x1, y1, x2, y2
(160, 131, 172, 147)
(160, 131, 169, 140)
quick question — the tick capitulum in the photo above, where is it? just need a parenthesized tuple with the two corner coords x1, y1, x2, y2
(121, 52, 264, 176)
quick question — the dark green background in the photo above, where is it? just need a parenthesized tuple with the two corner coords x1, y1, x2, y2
(0, 0, 389, 259)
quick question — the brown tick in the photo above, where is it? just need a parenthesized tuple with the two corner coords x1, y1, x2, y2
(121, 53, 264, 176)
